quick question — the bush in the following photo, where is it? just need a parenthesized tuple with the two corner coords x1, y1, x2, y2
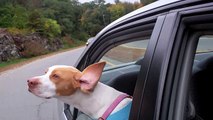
(7, 27, 31, 35)
(62, 35, 86, 49)
(71, 32, 89, 41)
(43, 18, 61, 38)
(28, 10, 61, 38)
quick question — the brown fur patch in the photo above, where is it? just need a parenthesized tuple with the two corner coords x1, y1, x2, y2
(50, 67, 82, 96)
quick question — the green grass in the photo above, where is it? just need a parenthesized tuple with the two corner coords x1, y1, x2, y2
(62, 39, 86, 49)
(0, 58, 28, 68)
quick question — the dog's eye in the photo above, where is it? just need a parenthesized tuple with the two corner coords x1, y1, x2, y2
(52, 74, 60, 79)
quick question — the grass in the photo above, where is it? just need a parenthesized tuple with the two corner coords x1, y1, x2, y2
(0, 58, 28, 68)
(62, 40, 85, 49)
(62, 36, 86, 49)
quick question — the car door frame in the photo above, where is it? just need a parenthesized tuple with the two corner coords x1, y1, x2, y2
(165, 4, 213, 120)
(136, 2, 213, 120)
(130, 12, 180, 120)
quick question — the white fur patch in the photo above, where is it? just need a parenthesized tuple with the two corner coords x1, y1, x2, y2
(31, 65, 77, 98)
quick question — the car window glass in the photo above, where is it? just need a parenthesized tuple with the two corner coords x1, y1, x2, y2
(196, 35, 213, 53)
(195, 35, 213, 61)
(100, 39, 149, 70)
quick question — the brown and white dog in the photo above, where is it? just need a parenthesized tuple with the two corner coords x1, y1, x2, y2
(27, 62, 132, 119)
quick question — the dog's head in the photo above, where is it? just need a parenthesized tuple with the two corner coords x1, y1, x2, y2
(27, 62, 106, 99)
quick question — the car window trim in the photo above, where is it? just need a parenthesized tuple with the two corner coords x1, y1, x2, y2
(134, 12, 179, 120)
(83, 21, 157, 68)
(128, 15, 166, 120)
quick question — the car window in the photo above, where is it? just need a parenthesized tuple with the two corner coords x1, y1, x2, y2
(195, 35, 213, 61)
(76, 39, 150, 120)
(189, 35, 213, 120)
(196, 35, 213, 53)
(71, 9, 157, 120)
(100, 40, 149, 69)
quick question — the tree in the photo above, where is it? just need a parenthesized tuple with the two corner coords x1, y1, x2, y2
(114, 0, 120, 4)
(80, 1, 110, 37)
(107, 3, 125, 22)
(0, 4, 28, 29)
(28, 9, 44, 32)
(94, 0, 105, 5)
(140, 0, 156, 6)
(42, 0, 81, 36)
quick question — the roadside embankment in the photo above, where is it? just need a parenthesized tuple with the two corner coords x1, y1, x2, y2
(0, 28, 63, 63)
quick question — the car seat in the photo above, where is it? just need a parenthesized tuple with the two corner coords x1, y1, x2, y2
(106, 71, 138, 96)
(190, 56, 213, 120)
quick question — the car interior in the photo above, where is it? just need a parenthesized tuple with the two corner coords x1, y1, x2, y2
(187, 54, 213, 120)
(102, 59, 143, 96)
(102, 54, 212, 120)
(77, 36, 213, 120)
(101, 51, 213, 120)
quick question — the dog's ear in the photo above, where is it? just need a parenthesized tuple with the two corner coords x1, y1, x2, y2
(78, 62, 106, 93)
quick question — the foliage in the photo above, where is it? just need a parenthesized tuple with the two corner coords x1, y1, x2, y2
(0, 0, 143, 41)
(0, 58, 28, 68)
(108, 3, 125, 22)
(28, 9, 61, 37)
(28, 9, 44, 33)
(140, 0, 156, 6)
(0, 4, 29, 29)
(43, 18, 61, 37)
(7, 27, 31, 35)
(80, 2, 110, 36)
(42, 0, 81, 36)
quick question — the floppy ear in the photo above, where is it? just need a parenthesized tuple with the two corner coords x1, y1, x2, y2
(78, 62, 106, 93)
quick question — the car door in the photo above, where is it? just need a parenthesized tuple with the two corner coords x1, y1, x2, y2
(137, 2, 213, 120)
(62, 9, 166, 120)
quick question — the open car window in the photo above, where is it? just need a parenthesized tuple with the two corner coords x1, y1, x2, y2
(66, 9, 158, 120)
(196, 35, 213, 54)
(101, 40, 149, 70)
(76, 39, 150, 120)
(195, 35, 213, 61)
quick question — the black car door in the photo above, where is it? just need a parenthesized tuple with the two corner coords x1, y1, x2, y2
(138, 2, 213, 120)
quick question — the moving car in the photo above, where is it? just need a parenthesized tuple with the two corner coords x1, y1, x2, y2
(59, 0, 213, 120)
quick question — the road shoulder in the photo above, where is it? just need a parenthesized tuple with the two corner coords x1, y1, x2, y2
(0, 46, 84, 73)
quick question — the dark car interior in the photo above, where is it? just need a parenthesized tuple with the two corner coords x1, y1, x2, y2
(102, 52, 213, 120)
(107, 70, 138, 96)
(105, 59, 143, 96)
(188, 55, 213, 120)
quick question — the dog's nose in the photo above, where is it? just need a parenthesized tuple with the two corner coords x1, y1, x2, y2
(27, 78, 40, 87)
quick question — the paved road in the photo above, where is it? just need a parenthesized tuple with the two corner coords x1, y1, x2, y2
(0, 47, 85, 120)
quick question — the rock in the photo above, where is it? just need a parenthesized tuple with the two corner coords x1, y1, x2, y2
(0, 28, 63, 63)
(0, 29, 20, 62)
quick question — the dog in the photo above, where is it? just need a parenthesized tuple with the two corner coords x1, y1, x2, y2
(27, 62, 132, 120)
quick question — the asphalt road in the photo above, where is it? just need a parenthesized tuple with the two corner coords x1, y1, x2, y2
(0, 47, 85, 120)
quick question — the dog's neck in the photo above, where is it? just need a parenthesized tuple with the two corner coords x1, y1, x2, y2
(56, 82, 131, 119)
